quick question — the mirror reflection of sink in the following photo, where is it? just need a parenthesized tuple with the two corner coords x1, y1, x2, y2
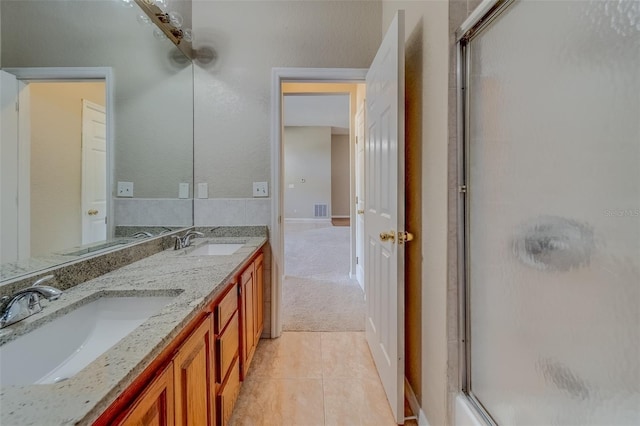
(186, 243, 244, 256)
(0, 291, 180, 385)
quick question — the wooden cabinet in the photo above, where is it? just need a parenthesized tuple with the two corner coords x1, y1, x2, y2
(253, 253, 264, 343)
(217, 358, 240, 426)
(104, 248, 264, 426)
(239, 264, 255, 379)
(118, 363, 174, 426)
(173, 318, 215, 426)
(239, 253, 264, 380)
(214, 284, 241, 426)
(117, 316, 213, 426)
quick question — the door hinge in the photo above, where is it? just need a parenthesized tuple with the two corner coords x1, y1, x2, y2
(238, 284, 242, 295)
(458, 185, 467, 194)
(356, 256, 359, 265)
(356, 136, 359, 144)
(15, 101, 19, 112)
(355, 196, 358, 204)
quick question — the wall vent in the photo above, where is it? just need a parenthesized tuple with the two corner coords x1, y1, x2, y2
(314, 203, 328, 218)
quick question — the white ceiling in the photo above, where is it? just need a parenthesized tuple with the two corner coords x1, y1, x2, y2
(283, 94, 350, 132)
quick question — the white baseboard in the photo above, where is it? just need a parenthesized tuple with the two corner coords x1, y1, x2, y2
(405, 378, 430, 426)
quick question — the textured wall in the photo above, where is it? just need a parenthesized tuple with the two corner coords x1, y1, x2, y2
(331, 134, 350, 217)
(192, 0, 382, 198)
(381, 1, 450, 424)
(283, 127, 332, 219)
(30, 82, 105, 256)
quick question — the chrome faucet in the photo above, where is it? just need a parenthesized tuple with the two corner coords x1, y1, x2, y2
(173, 230, 204, 250)
(0, 275, 63, 329)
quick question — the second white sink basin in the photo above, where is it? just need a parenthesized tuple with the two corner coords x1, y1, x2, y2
(0, 292, 177, 385)
(186, 243, 244, 256)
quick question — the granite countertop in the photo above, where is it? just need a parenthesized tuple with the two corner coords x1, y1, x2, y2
(0, 235, 267, 426)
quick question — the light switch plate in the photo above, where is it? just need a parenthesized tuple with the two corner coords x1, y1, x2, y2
(178, 183, 189, 199)
(197, 183, 208, 199)
(117, 181, 133, 197)
(253, 181, 268, 197)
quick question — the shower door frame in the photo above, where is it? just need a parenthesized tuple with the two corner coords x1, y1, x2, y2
(455, 0, 516, 424)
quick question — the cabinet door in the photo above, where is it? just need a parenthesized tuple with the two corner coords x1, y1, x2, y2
(216, 310, 239, 384)
(118, 363, 174, 426)
(253, 253, 264, 342)
(173, 316, 215, 426)
(217, 358, 241, 426)
(240, 265, 254, 379)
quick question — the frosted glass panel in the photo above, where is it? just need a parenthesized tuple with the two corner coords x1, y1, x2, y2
(467, 1, 640, 425)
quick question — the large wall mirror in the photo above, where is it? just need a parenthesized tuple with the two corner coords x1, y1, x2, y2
(0, 0, 194, 282)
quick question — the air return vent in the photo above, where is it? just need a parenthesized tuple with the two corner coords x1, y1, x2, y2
(314, 203, 328, 218)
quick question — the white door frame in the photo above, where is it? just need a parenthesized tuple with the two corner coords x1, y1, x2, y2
(0, 71, 29, 262)
(270, 68, 367, 338)
(3, 67, 115, 238)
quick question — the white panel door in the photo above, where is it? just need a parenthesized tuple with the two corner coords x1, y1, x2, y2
(364, 10, 405, 424)
(355, 101, 366, 290)
(81, 100, 107, 244)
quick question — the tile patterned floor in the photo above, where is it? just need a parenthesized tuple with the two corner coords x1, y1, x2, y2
(229, 332, 417, 426)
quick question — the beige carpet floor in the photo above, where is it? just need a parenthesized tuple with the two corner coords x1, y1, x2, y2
(283, 222, 365, 331)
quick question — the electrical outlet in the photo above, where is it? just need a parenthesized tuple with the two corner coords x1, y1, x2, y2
(117, 181, 133, 197)
(197, 183, 208, 199)
(178, 183, 189, 199)
(253, 181, 268, 197)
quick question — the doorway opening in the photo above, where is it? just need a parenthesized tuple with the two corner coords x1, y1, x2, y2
(269, 69, 368, 338)
(281, 87, 364, 331)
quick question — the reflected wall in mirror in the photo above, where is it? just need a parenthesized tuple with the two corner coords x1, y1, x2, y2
(0, 0, 194, 282)
(30, 81, 107, 257)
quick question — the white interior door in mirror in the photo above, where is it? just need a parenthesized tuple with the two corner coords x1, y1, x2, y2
(82, 100, 107, 245)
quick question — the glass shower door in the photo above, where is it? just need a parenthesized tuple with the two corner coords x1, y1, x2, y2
(464, 1, 640, 424)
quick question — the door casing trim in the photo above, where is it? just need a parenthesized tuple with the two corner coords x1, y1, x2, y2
(4, 67, 114, 238)
(269, 67, 367, 337)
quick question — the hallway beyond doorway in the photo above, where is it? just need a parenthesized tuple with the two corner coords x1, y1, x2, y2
(283, 222, 365, 331)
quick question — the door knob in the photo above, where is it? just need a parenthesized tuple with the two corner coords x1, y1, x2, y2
(398, 231, 414, 244)
(357, 210, 364, 215)
(379, 230, 395, 243)
(88, 209, 99, 216)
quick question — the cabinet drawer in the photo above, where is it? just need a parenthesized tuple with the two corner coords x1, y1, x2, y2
(215, 283, 238, 333)
(217, 358, 241, 426)
(216, 311, 239, 383)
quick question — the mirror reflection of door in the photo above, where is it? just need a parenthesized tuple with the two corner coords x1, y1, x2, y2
(81, 100, 107, 245)
(12, 80, 106, 257)
(29, 81, 106, 255)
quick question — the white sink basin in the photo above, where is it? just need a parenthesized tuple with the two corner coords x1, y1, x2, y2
(0, 293, 176, 385)
(186, 243, 244, 256)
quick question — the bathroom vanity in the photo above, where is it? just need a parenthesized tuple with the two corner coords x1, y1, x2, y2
(0, 229, 268, 426)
